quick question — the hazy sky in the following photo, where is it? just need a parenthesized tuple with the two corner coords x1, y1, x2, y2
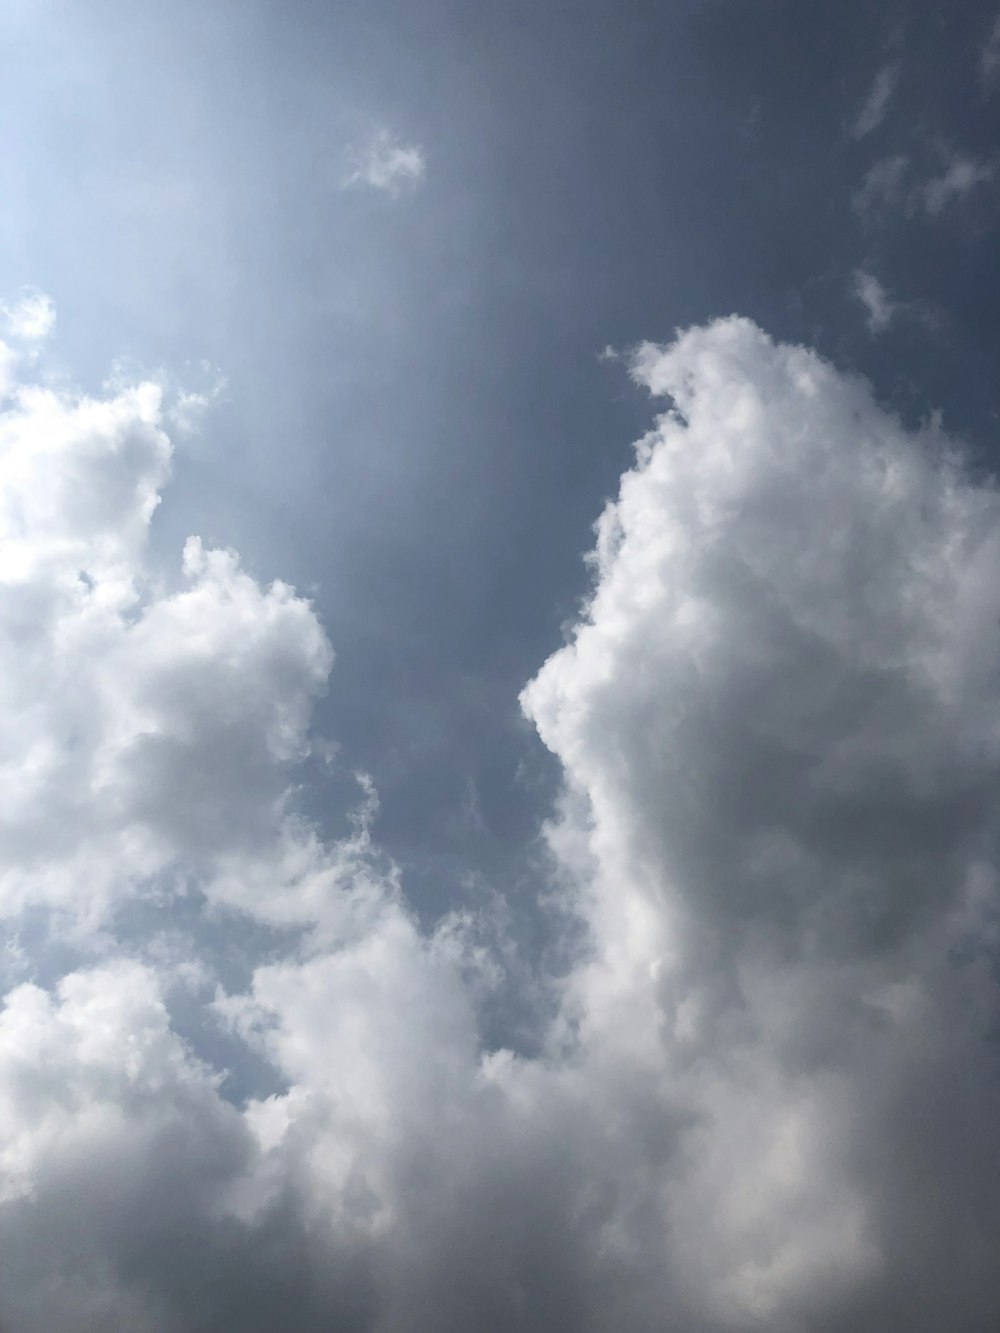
(2, 1, 1000, 1329)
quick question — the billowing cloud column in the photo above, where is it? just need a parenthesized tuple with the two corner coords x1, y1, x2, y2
(523, 316, 1000, 1328)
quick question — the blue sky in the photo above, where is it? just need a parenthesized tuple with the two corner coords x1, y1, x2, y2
(2, 1, 1000, 1328)
(5, 0, 998, 917)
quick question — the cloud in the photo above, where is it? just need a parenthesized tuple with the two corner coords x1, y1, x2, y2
(853, 149, 994, 226)
(981, 13, 1000, 84)
(0, 357, 334, 928)
(920, 153, 995, 215)
(2, 305, 1000, 1329)
(852, 153, 909, 221)
(343, 130, 426, 197)
(850, 62, 899, 138)
(851, 269, 896, 331)
(523, 316, 1000, 1326)
(2, 292, 55, 343)
(166, 369, 227, 436)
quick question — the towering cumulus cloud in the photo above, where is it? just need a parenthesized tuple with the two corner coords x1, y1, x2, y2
(1, 307, 999, 1330)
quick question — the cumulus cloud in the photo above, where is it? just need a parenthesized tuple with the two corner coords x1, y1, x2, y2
(850, 62, 899, 138)
(2, 303, 1000, 1330)
(524, 316, 1000, 1326)
(343, 130, 426, 197)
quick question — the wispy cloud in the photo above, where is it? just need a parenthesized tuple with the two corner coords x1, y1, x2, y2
(921, 153, 995, 215)
(852, 153, 909, 221)
(853, 149, 995, 224)
(981, 13, 1000, 84)
(2, 291, 55, 341)
(343, 129, 426, 197)
(851, 62, 900, 138)
(852, 269, 896, 332)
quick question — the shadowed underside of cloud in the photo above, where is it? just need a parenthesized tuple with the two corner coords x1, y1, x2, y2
(2, 308, 1000, 1331)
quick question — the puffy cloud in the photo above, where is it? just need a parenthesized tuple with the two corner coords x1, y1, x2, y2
(2, 304, 1000, 1330)
(343, 130, 426, 197)
(0, 339, 336, 929)
(523, 316, 1000, 1326)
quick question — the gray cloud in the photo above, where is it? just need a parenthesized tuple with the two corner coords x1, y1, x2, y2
(2, 307, 1000, 1330)
(920, 152, 996, 215)
(524, 315, 1000, 1327)
(852, 153, 910, 222)
(851, 269, 896, 331)
(850, 63, 899, 138)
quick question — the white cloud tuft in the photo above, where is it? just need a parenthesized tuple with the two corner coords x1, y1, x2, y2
(850, 62, 899, 138)
(343, 130, 426, 197)
(2, 292, 56, 342)
(851, 268, 896, 331)
(921, 153, 995, 215)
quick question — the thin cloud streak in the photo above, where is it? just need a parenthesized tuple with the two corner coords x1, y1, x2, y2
(851, 62, 899, 137)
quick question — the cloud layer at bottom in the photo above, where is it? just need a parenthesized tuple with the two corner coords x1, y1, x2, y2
(2, 312, 999, 1331)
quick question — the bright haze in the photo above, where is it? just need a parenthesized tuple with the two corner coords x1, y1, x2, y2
(2, 2, 1000, 1330)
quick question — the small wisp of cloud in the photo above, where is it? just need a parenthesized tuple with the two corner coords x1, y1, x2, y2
(343, 129, 426, 197)
(852, 270, 896, 333)
(2, 291, 56, 342)
(851, 62, 900, 138)
(921, 153, 995, 215)
(167, 371, 228, 436)
(853, 153, 909, 221)
(980, 13, 1000, 85)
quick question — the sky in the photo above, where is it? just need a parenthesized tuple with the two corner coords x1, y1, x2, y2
(1, 0, 1000, 1328)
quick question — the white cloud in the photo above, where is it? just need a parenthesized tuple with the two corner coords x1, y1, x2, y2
(343, 130, 426, 197)
(523, 316, 1000, 1325)
(2, 292, 56, 342)
(2, 308, 1000, 1329)
(851, 268, 896, 331)
(166, 368, 227, 436)
(850, 62, 899, 138)
(0, 360, 336, 929)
